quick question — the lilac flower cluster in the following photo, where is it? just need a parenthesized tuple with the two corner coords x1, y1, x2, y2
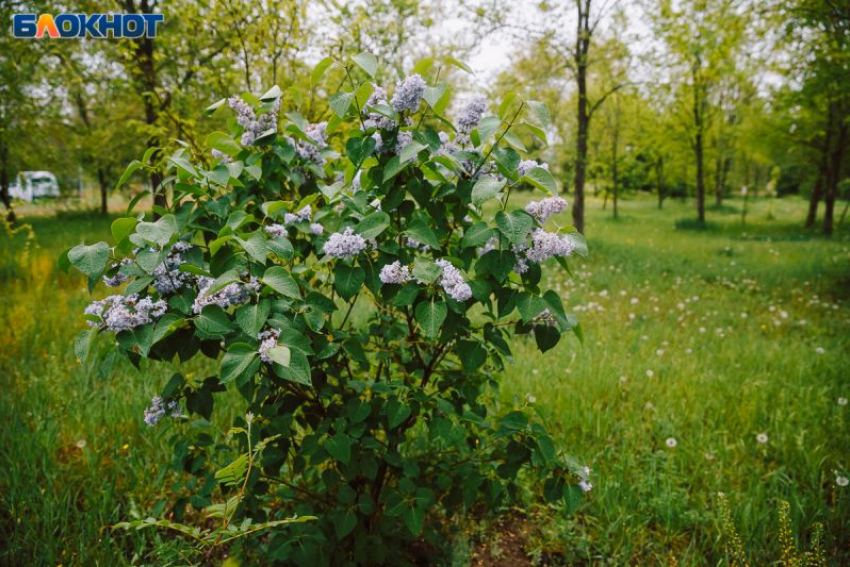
(267, 206, 322, 236)
(391, 74, 426, 113)
(457, 96, 487, 134)
(518, 159, 549, 177)
(257, 328, 281, 363)
(85, 294, 167, 333)
(229, 96, 280, 146)
(103, 258, 133, 288)
(192, 276, 260, 314)
(395, 131, 413, 154)
(362, 87, 397, 130)
(143, 396, 182, 427)
(525, 196, 568, 223)
(405, 237, 430, 252)
(379, 261, 411, 285)
(436, 259, 472, 302)
(152, 242, 195, 295)
(265, 224, 287, 238)
(322, 227, 368, 259)
(294, 122, 328, 163)
(525, 229, 575, 263)
(437, 131, 460, 155)
(284, 205, 312, 225)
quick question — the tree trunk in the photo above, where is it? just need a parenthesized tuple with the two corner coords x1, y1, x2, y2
(823, 103, 848, 236)
(98, 167, 108, 215)
(125, 0, 166, 214)
(656, 156, 665, 209)
(692, 59, 706, 224)
(572, 0, 591, 235)
(805, 171, 823, 229)
(611, 134, 619, 219)
(573, 67, 588, 234)
(0, 141, 15, 224)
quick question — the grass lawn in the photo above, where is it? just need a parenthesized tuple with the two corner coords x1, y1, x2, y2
(1, 195, 848, 565)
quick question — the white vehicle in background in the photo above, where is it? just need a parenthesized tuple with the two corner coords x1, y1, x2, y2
(9, 171, 61, 202)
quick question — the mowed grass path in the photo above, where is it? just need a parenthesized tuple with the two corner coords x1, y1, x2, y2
(0, 196, 848, 565)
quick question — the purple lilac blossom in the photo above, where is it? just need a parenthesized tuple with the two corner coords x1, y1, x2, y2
(192, 276, 259, 314)
(85, 294, 167, 333)
(379, 261, 411, 285)
(258, 328, 281, 363)
(143, 396, 182, 426)
(436, 259, 473, 302)
(229, 96, 280, 146)
(525, 229, 574, 263)
(525, 196, 568, 223)
(323, 227, 368, 259)
(152, 242, 195, 295)
(518, 159, 549, 177)
(457, 96, 487, 134)
(391, 74, 426, 113)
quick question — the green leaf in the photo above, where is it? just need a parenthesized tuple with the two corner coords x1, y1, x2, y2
(195, 305, 233, 338)
(356, 211, 390, 239)
(565, 232, 588, 258)
(205, 131, 241, 157)
(526, 100, 551, 126)
(502, 131, 527, 152)
(517, 293, 547, 323)
(235, 232, 267, 264)
(475, 116, 501, 145)
(401, 504, 425, 536)
(329, 91, 354, 118)
(236, 300, 270, 336)
(262, 266, 300, 299)
(423, 84, 447, 110)
(471, 176, 506, 207)
(205, 98, 226, 115)
(215, 454, 248, 486)
(259, 85, 282, 102)
(496, 210, 533, 247)
(274, 349, 312, 385)
(498, 92, 518, 120)
(325, 433, 352, 465)
(74, 329, 96, 363)
(522, 167, 557, 195)
(116, 324, 153, 357)
(111, 218, 138, 243)
(411, 259, 441, 284)
(220, 344, 261, 385)
(136, 214, 178, 247)
(446, 57, 474, 74)
(352, 52, 378, 77)
(404, 219, 440, 249)
(311, 56, 335, 87)
(461, 222, 495, 249)
(265, 345, 291, 367)
(115, 160, 144, 190)
(522, 120, 548, 145)
(334, 264, 365, 301)
(534, 325, 561, 353)
(386, 399, 411, 429)
(68, 242, 110, 278)
(412, 57, 434, 75)
(399, 141, 426, 163)
(415, 299, 447, 339)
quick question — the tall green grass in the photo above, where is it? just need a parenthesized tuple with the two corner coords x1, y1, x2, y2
(0, 196, 848, 565)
